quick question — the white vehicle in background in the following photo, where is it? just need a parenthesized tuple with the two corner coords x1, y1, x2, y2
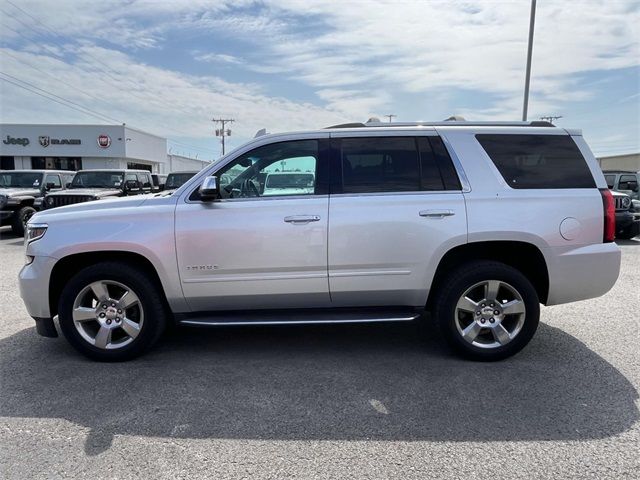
(262, 172, 315, 196)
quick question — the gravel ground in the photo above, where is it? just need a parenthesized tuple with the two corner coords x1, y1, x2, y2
(0, 226, 638, 479)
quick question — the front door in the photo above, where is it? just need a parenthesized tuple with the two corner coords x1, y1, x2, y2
(175, 137, 330, 311)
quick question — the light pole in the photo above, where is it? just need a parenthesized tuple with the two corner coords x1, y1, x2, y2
(522, 0, 537, 121)
(212, 118, 235, 156)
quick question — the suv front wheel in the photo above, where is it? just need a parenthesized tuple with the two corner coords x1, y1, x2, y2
(58, 261, 167, 361)
(433, 261, 540, 361)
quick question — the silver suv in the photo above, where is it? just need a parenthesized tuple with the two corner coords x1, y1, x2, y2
(19, 120, 621, 362)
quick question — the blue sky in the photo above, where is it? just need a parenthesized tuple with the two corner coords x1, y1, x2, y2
(1, 0, 639, 159)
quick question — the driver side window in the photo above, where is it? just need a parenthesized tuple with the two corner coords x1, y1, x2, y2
(216, 140, 318, 199)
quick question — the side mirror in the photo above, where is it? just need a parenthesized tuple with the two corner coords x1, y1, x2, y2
(628, 181, 638, 192)
(65, 182, 71, 189)
(45, 182, 55, 191)
(199, 176, 219, 201)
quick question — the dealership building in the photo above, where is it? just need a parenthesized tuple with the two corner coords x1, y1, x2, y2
(0, 123, 211, 173)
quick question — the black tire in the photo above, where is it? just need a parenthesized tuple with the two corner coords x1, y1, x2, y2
(433, 261, 540, 361)
(616, 228, 638, 240)
(11, 205, 36, 236)
(58, 261, 167, 361)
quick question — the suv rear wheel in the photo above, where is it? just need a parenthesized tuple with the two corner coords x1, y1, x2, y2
(58, 261, 167, 361)
(433, 261, 540, 361)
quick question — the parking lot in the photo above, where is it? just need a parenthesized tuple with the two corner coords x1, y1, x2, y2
(0, 227, 638, 479)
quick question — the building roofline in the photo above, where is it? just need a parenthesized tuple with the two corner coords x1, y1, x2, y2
(597, 152, 640, 160)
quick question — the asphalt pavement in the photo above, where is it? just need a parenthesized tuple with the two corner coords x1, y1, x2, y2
(1, 226, 638, 479)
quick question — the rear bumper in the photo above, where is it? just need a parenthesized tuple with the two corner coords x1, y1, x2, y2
(545, 242, 621, 305)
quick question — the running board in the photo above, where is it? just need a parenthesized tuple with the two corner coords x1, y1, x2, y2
(176, 308, 421, 327)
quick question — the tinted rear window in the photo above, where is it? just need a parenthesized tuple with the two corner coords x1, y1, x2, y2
(476, 134, 595, 189)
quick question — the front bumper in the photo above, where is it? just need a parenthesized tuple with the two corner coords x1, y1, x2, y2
(19, 255, 57, 322)
(615, 211, 640, 237)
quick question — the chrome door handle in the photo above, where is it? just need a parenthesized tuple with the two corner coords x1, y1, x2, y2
(419, 209, 455, 218)
(284, 215, 321, 224)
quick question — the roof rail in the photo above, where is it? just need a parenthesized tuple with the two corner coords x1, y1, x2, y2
(326, 120, 555, 129)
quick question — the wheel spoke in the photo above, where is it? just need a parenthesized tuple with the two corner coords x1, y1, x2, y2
(118, 290, 140, 310)
(492, 324, 511, 345)
(462, 322, 483, 343)
(456, 296, 479, 313)
(484, 280, 501, 302)
(72, 307, 96, 323)
(121, 318, 141, 339)
(502, 299, 525, 315)
(94, 326, 112, 349)
(90, 281, 110, 302)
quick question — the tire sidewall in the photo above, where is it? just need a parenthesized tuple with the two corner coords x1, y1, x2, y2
(12, 206, 36, 236)
(58, 263, 165, 361)
(436, 262, 540, 361)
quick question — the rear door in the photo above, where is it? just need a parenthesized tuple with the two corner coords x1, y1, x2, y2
(327, 132, 468, 307)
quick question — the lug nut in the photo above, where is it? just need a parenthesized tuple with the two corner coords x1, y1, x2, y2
(111, 303, 116, 307)
(116, 317, 121, 323)
(99, 312, 105, 318)
(480, 318, 486, 324)
(117, 309, 122, 314)
(102, 304, 107, 309)
(489, 318, 495, 323)
(106, 319, 112, 325)
(481, 303, 486, 307)
(475, 311, 481, 316)
(494, 310, 500, 315)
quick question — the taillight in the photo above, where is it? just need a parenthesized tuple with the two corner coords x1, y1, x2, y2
(600, 188, 615, 242)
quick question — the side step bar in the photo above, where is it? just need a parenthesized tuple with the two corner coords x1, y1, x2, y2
(176, 308, 421, 327)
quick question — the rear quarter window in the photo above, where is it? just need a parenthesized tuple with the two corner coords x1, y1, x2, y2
(476, 134, 596, 189)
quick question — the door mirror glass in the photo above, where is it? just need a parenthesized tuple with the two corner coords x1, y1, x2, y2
(45, 182, 56, 191)
(199, 176, 219, 201)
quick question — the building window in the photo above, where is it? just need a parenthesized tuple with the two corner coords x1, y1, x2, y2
(127, 162, 152, 172)
(31, 157, 82, 171)
(1, 156, 15, 170)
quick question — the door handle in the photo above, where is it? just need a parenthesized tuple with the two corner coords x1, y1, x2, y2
(284, 215, 321, 224)
(419, 209, 455, 219)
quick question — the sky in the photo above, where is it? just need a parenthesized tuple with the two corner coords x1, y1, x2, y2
(0, 0, 639, 160)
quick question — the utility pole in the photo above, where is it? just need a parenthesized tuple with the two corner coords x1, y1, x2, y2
(540, 115, 563, 125)
(522, 0, 537, 121)
(212, 118, 235, 156)
(384, 114, 396, 123)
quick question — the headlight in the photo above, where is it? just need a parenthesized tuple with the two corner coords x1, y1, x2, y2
(622, 196, 631, 209)
(46, 196, 55, 206)
(26, 223, 48, 243)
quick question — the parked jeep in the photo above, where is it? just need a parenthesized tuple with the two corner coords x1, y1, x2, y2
(164, 171, 198, 190)
(0, 169, 75, 235)
(612, 190, 640, 239)
(42, 169, 153, 209)
(604, 170, 639, 201)
(20, 120, 621, 362)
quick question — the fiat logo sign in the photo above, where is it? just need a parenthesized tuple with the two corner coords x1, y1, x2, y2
(97, 134, 111, 148)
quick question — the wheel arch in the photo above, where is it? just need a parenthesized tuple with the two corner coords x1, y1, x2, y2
(426, 240, 550, 309)
(49, 251, 171, 318)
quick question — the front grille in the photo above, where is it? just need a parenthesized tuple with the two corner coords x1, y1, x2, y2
(47, 195, 95, 209)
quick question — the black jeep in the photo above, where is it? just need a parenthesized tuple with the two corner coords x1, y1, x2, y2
(0, 169, 75, 235)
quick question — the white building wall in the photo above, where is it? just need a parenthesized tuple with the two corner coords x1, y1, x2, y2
(166, 154, 210, 173)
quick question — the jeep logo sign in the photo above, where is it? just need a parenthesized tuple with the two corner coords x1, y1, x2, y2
(2, 135, 30, 146)
(97, 134, 111, 148)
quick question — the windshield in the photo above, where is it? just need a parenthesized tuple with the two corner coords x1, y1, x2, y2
(265, 173, 315, 189)
(70, 171, 124, 189)
(166, 173, 196, 189)
(0, 172, 44, 188)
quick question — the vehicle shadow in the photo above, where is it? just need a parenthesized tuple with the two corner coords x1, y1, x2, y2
(0, 321, 637, 456)
(616, 238, 640, 246)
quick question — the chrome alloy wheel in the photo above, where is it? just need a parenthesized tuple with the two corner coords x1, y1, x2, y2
(454, 279, 526, 349)
(72, 280, 144, 350)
